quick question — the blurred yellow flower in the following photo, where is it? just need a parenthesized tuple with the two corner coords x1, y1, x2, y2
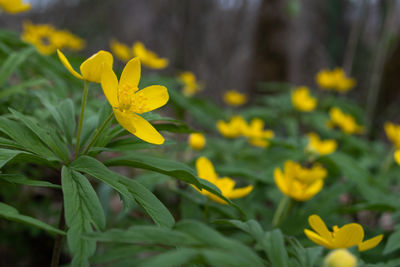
(243, 118, 274, 148)
(324, 249, 357, 267)
(101, 57, 168, 144)
(223, 90, 247, 107)
(216, 116, 247, 138)
(304, 214, 383, 252)
(178, 71, 202, 96)
(384, 122, 400, 149)
(21, 21, 85, 55)
(57, 49, 113, 83)
(188, 133, 206, 150)
(395, 150, 400, 165)
(291, 86, 317, 112)
(110, 39, 132, 62)
(195, 157, 253, 204)
(306, 132, 337, 156)
(327, 107, 363, 135)
(316, 68, 355, 93)
(274, 160, 326, 201)
(0, 0, 30, 14)
(132, 42, 168, 69)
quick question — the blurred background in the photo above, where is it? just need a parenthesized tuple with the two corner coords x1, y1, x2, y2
(1, 0, 400, 128)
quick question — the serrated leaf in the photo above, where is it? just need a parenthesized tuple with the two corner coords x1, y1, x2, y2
(0, 173, 60, 189)
(0, 202, 64, 235)
(0, 148, 52, 169)
(71, 156, 175, 228)
(62, 166, 105, 267)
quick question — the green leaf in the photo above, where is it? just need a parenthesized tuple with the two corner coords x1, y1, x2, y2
(137, 248, 199, 267)
(384, 228, 400, 255)
(71, 156, 175, 228)
(0, 117, 57, 160)
(9, 108, 70, 162)
(0, 78, 48, 98)
(0, 202, 64, 235)
(0, 173, 61, 189)
(62, 166, 105, 267)
(262, 229, 290, 267)
(0, 47, 35, 86)
(0, 148, 52, 169)
(215, 219, 264, 242)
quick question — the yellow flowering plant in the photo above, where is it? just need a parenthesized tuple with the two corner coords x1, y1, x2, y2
(327, 107, 363, 134)
(305, 214, 383, 251)
(188, 133, 206, 150)
(291, 86, 317, 112)
(195, 157, 253, 204)
(132, 41, 168, 69)
(110, 39, 132, 62)
(0, 0, 30, 14)
(306, 132, 337, 156)
(178, 71, 202, 96)
(223, 90, 247, 107)
(316, 68, 355, 93)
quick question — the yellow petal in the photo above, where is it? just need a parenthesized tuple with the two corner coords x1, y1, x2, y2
(101, 66, 119, 107)
(274, 168, 288, 196)
(358, 234, 383, 252)
(114, 110, 164, 145)
(57, 49, 83, 80)
(394, 150, 400, 165)
(135, 85, 169, 113)
(228, 185, 253, 199)
(334, 223, 364, 248)
(304, 229, 334, 248)
(195, 157, 218, 182)
(119, 57, 141, 89)
(80, 50, 113, 83)
(308, 214, 333, 242)
(216, 177, 236, 195)
(302, 179, 324, 200)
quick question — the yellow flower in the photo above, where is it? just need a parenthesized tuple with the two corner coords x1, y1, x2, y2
(327, 107, 363, 135)
(110, 39, 132, 62)
(179, 71, 202, 97)
(395, 150, 400, 165)
(57, 49, 113, 83)
(188, 133, 206, 150)
(100, 57, 168, 144)
(21, 21, 85, 55)
(291, 86, 317, 112)
(316, 68, 355, 93)
(274, 160, 326, 201)
(195, 157, 253, 204)
(384, 122, 400, 149)
(132, 42, 168, 69)
(324, 249, 357, 267)
(0, 0, 30, 14)
(306, 132, 337, 156)
(243, 118, 274, 148)
(304, 214, 383, 251)
(216, 116, 247, 138)
(223, 90, 247, 107)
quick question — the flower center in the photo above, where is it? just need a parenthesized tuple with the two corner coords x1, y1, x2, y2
(118, 84, 147, 114)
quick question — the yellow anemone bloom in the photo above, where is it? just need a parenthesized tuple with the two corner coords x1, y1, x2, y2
(57, 49, 113, 83)
(315, 68, 355, 93)
(216, 116, 247, 138)
(384, 122, 400, 149)
(324, 249, 357, 267)
(243, 118, 274, 148)
(274, 160, 326, 201)
(223, 90, 247, 107)
(101, 57, 169, 144)
(304, 214, 383, 252)
(195, 157, 253, 204)
(327, 107, 363, 135)
(179, 71, 202, 97)
(306, 132, 337, 156)
(395, 150, 400, 165)
(291, 86, 317, 112)
(0, 0, 30, 14)
(132, 42, 168, 69)
(110, 39, 132, 62)
(188, 133, 206, 150)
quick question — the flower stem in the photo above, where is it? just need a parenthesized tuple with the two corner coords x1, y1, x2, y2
(74, 81, 89, 157)
(50, 203, 65, 267)
(272, 196, 291, 227)
(82, 112, 114, 155)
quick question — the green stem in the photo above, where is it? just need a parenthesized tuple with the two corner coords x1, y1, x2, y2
(50, 203, 65, 267)
(74, 81, 89, 157)
(272, 196, 291, 227)
(202, 199, 211, 222)
(82, 112, 114, 155)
